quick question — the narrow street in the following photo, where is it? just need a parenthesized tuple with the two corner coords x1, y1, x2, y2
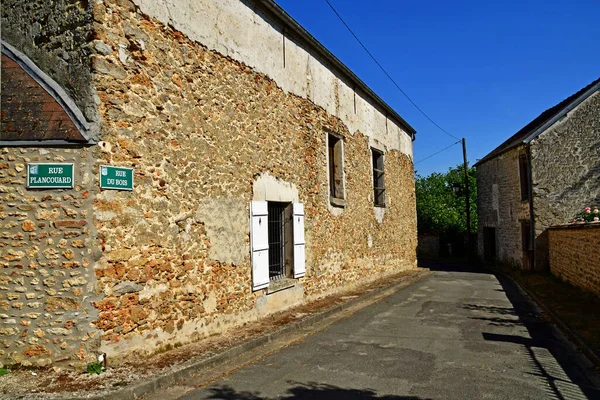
(152, 264, 600, 399)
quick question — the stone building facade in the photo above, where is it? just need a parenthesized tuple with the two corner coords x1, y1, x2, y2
(476, 78, 600, 270)
(1, 0, 418, 368)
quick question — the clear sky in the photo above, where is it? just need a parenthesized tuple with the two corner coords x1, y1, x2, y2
(274, 0, 600, 176)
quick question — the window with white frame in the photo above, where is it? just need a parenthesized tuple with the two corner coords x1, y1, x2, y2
(250, 201, 305, 291)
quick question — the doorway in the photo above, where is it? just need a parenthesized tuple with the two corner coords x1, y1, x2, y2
(483, 227, 496, 263)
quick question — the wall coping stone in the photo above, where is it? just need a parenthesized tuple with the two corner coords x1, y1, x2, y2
(548, 222, 600, 230)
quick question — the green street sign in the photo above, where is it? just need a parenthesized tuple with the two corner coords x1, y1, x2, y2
(27, 163, 74, 189)
(100, 165, 134, 191)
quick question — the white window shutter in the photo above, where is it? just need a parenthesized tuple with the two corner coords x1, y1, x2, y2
(250, 201, 269, 291)
(293, 203, 306, 278)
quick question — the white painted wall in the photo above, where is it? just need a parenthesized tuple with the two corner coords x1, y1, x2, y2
(131, 0, 413, 157)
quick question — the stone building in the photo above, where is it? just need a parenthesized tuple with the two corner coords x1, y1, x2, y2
(1, 0, 418, 368)
(475, 77, 600, 270)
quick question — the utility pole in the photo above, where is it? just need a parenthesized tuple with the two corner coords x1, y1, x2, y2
(462, 138, 471, 266)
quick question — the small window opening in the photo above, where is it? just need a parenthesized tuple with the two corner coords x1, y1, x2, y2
(267, 202, 293, 281)
(519, 154, 530, 201)
(372, 148, 385, 207)
(328, 133, 345, 206)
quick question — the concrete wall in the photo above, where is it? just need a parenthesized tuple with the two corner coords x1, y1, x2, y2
(89, 0, 417, 362)
(549, 223, 600, 297)
(0, 148, 100, 369)
(530, 90, 600, 270)
(129, 0, 413, 157)
(1, 0, 98, 127)
(476, 146, 530, 267)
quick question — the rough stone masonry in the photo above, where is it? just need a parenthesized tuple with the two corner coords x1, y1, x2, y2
(1, 0, 418, 368)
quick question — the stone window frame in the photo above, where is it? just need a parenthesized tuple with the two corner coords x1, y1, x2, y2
(327, 132, 346, 208)
(371, 147, 386, 207)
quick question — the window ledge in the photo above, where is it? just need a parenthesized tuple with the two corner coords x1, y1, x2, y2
(267, 278, 297, 294)
(374, 204, 386, 208)
(329, 196, 346, 208)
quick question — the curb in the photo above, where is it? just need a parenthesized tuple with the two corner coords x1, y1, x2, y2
(42, 268, 431, 400)
(487, 266, 600, 370)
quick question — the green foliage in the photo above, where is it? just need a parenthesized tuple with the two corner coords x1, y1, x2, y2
(0, 368, 8, 375)
(415, 164, 477, 236)
(86, 362, 103, 375)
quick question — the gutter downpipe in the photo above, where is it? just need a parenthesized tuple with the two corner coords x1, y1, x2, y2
(526, 144, 535, 270)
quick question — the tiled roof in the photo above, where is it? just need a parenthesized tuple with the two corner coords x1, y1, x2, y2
(1, 54, 87, 142)
(476, 76, 600, 166)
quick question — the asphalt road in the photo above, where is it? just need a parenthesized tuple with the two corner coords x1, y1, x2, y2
(155, 264, 600, 399)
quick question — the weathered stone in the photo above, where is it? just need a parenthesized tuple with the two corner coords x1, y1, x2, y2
(0, 328, 18, 336)
(92, 40, 112, 55)
(92, 56, 127, 80)
(46, 328, 71, 336)
(1, 250, 25, 261)
(23, 345, 51, 357)
(112, 281, 143, 296)
(42, 248, 60, 260)
(53, 220, 87, 229)
(21, 220, 35, 232)
(62, 277, 87, 288)
(45, 297, 80, 312)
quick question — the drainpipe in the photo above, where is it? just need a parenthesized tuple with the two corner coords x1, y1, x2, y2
(526, 144, 535, 269)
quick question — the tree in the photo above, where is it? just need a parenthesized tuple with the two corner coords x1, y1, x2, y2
(415, 165, 477, 237)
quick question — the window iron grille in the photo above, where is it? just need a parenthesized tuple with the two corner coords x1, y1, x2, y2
(268, 202, 289, 280)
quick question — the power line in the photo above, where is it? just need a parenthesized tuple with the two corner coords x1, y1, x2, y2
(415, 140, 461, 165)
(324, 0, 460, 142)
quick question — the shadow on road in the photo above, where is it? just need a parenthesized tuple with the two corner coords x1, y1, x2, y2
(480, 273, 600, 399)
(203, 382, 429, 399)
(421, 258, 600, 399)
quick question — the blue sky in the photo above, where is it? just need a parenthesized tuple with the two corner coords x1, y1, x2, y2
(274, 0, 600, 176)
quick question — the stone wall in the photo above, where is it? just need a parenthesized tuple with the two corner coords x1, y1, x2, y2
(90, 0, 417, 362)
(531, 90, 600, 270)
(0, 147, 99, 369)
(128, 0, 414, 157)
(476, 146, 530, 267)
(549, 223, 600, 297)
(1, 0, 98, 127)
(1, 0, 417, 367)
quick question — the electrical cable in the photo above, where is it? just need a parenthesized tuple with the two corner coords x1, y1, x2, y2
(324, 0, 461, 142)
(415, 140, 461, 164)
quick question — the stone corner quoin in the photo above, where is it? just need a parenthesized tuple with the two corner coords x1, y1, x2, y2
(0, 0, 418, 368)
